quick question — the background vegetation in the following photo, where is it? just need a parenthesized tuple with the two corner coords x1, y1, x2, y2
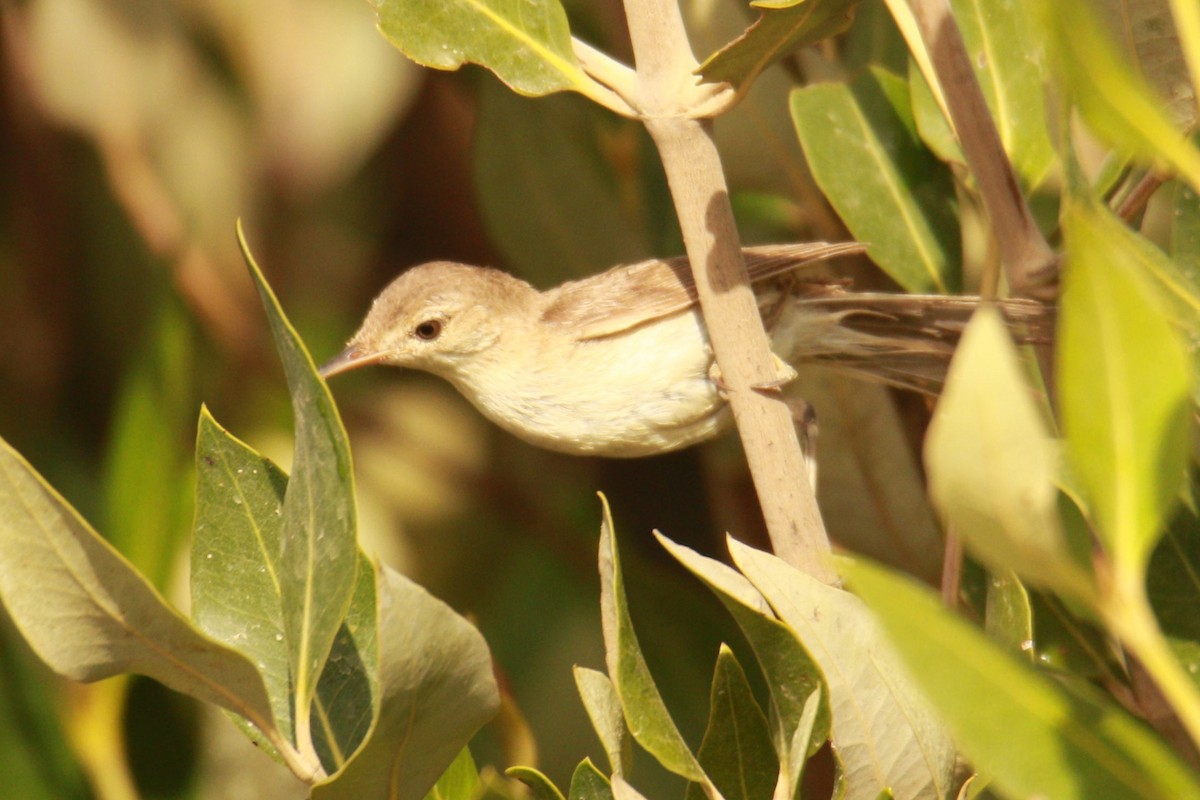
(1, 0, 1198, 798)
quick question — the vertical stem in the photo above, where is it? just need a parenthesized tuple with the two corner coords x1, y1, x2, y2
(622, 0, 835, 582)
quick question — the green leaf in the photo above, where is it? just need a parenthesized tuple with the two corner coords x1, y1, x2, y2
(657, 532, 827, 799)
(0, 434, 278, 739)
(1033, 0, 1200, 192)
(597, 498, 708, 785)
(909, 0, 1055, 187)
(697, 0, 857, 89)
(924, 307, 1095, 603)
(311, 562, 498, 799)
(1170, 181, 1200, 305)
(424, 747, 482, 800)
(1060, 198, 1193, 578)
(790, 68, 960, 293)
(101, 301, 193, 588)
(371, 0, 590, 97)
(845, 558, 1200, 800)
(192, 409, 378, 769)
(568, 759, 615, 800)
(729, 541, 956, 800)
(506, 766, 566, 800)
(238, 221, 359, 732)
(1148, 504, 1200, 689)
(984, 570, 1034, 659)
(574, 667, 631, 777)
(473, 84, 648, 282)
(684, 645, 776, 800)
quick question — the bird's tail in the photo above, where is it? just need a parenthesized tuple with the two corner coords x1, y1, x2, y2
(768, 284, 1055, 395)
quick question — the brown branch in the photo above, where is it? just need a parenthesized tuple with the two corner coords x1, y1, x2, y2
(621, 0, 835, 582)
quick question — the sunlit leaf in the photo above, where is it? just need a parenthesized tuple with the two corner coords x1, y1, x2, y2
(238, 221, 359, 733)
(1060, 198, 1193, 575)
(575, 667, 631, 777)
(925, 307, 1095, 603)
(730, 541, 955, 800)
(657, 532, 827, 799)
(684, 645, 776, 800)
(0, 435, 277, 740)
(791, 68, 960, 293)
(423, 747, 482, 800)
(1033, 0, 1200, 192)
(845, 558, 1200, 800)
(697, 0, 858, 89)
(311, 563, 498, 799)
(597, 499, 708, 786)
(370, 0, 592, 98)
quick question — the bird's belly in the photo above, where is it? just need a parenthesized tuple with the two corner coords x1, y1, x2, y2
(465, 313, 727, 457)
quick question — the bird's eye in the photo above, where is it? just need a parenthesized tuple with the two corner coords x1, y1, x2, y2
(414, 319, 443, 341)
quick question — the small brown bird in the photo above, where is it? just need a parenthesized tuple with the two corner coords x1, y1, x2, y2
(321, 243, 1052, 457)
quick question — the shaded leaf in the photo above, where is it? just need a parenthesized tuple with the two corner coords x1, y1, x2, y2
(0, 434, 277, 741)
(597, 500, 708, 785)
(685, 646, 776, 800)
(311, 563, 498, 799)
(569, 759, 615, 800)
(984, 570, 1034, 659)
(697, 0, 858, 89)
(1060, 198, 1193, 575)
(1147, 504, 1200, 689)
(371, 0, 590, 97)
(845, 558, 1200, 800)
(1172, 181, 1200, 285)
(575, 667, 631, 777)
(925, 307, 1095, 602)
(238, 221, 359, 733)
(729, 541, 955, 800)
(791, 68, 960, 293)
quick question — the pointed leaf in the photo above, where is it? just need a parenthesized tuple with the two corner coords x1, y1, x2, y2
(238, 221, 359, 728)
(684, 646, 776, 800)
(575, 667, 632, 777)
(729, 541, 955, 800)
(311, 563, 498, 800)
(1060, 198, 1193, 576)
(657, 532, 828, 796)
(791, 68, 960, 293)
(424, 747, 482, 800)
(925, 307, 1095, 603)
(371, 0, 592, 97)
(568, 759, 615, 800)
(697, 0, 857, 89)
(845, 558, 1200, 800)
(597, 499, 709, 786)
(0, 435, 277, 740)
(506, 766, 566, 800)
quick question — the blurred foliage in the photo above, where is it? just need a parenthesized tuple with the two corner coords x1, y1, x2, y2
(2, 0, 1200, 797)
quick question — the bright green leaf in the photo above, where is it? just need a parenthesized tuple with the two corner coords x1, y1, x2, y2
(845, 558, 1200, 800)
(311, 563, 499, 799)
(729, 541, 955, 800)
(791, 68, 960, 293)
(568, 759, 615, 800)
(1033, 0, 1200, 192)
(0, 434, 278, 741)
(684, 645, 776, 800)
(371, 0, 590, 97)
(575, 667, 631, 777)
(597, 499, 708, 786)
(238, 221, 359, 735)
(507, 766, 566, 800)
(925, 307, 1095, 603)
(424, 747, 482, 800)
(697, 0, 857, 89)
(1060, 198, 1193, 578)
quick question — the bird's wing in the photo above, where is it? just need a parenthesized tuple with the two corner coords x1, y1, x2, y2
(540, 241, 866, 340)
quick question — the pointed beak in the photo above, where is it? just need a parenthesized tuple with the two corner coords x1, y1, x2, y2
(319, 345, 389, 379)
